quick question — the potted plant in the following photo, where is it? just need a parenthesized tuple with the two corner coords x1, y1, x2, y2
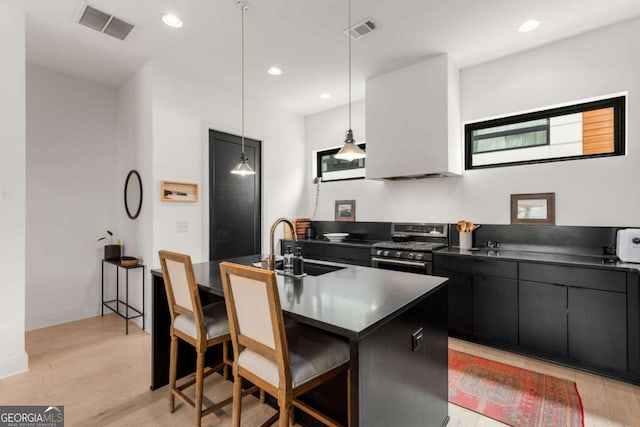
(98, 230, 122, 260)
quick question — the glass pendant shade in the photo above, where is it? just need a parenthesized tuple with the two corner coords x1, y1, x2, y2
(335, 129, 366, 161)
(230, 152, 256, 176)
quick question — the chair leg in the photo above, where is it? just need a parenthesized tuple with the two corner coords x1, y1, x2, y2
(195, 351, 205, 427)
(223, 340, 230, 380)
(278, 394, 291, 427)
(260, 389, 266, 403)
(289, 406, 294, 426)
(232, 373, 243, 427)
(168, 335, 178, 413)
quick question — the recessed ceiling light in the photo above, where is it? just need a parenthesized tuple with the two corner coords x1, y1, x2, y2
(162, 13, 183, 28)
(267, 67, 282, 76)
(518, 19, 540, 33)
(319, 93, 331, 99)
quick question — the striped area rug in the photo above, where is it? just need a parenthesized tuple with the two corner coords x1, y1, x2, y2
(448, 349, 584, 427)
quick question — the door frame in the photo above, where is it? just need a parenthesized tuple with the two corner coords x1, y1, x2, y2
(200, 123, 263, 261)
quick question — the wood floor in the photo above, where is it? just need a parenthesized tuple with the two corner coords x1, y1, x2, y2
(0, 314, 639, 427)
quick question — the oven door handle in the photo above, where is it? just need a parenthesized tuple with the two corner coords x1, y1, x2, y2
(371, 257, 428, 268)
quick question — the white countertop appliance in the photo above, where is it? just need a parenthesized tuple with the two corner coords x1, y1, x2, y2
(617, 229, 640, 263)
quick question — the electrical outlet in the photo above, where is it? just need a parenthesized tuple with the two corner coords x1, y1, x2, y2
(176, 222, 189, 233)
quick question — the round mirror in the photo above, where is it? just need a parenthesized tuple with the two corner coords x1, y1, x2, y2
(124, 170, 143, 220)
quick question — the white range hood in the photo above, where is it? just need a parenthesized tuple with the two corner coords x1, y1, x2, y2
(365, 54, 462, 180)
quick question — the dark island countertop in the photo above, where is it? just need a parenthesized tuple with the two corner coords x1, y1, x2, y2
(435, 247, 640, 273)
(151, 254, 449, 339)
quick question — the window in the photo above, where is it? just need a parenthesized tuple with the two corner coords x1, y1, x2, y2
(314, 143, 366, 182)
(465, 95, 625, 169)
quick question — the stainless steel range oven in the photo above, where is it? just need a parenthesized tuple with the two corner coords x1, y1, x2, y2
(371, 223, 448, 275)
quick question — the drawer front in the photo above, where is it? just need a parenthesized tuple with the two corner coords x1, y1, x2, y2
(434, 255, 517, 279)
(519, 262, 626, 293)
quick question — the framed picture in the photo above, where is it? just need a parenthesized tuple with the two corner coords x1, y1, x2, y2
(510, 193, 555, 225)
(335, 200, 356, 222)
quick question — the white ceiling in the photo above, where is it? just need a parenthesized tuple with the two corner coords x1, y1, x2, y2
(4, 0, 640, 116)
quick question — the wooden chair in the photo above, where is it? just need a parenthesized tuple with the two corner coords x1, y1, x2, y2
(158, 251, 258, 427)
(219, 261, 351, 427)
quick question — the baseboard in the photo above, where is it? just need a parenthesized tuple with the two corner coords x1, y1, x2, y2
(0, 352, 29, 379)
(26, 306, 100, 331)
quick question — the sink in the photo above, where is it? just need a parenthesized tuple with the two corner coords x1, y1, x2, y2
(277, 261, 346, 277)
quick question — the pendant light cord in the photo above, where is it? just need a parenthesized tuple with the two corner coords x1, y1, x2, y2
(241, 5, 246, 154)
(348, 0, 352, 131)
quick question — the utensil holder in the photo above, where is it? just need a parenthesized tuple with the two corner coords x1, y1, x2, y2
(459, 232, 473, 250)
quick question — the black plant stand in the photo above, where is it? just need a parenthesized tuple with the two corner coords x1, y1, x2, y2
(101, 259, 145, 335)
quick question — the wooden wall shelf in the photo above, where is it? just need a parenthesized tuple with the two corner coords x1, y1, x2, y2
(161, 180, 199, 202)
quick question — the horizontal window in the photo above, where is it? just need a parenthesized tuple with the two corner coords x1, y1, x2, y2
(465, 95, 625, 169)
(314, 143, 366, 182)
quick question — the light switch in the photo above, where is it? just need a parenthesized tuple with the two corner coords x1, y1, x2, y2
(176, 222, 189, 233)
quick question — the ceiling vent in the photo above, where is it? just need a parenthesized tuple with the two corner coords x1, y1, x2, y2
(345, 18, 378, 40)
(77, 4, 134, 40)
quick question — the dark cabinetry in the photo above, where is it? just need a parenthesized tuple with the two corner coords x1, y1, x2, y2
(441, 271, 472, 336)
(568, 287, 627, 371)
(519, 262, 628, 372)
(473, 275, 518, 345)
(437, 252, 640, 383)
(434, 256, 517, 342)
(519, 280, 567, 356)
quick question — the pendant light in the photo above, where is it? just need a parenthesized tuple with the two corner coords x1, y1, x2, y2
(334, 0, 366, 161)
(230, 0, 256, 176)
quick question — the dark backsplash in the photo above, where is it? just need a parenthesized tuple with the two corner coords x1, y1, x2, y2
(449, 224, 620, 256)
(309, 221, 621, 256)
(310, 221, 391, 242)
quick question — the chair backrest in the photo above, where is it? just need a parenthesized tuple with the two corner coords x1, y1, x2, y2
(158, 250, 205, 338)
(219, 262, 291, 387)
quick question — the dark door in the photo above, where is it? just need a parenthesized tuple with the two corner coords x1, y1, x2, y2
(473, 275, 518, 345)
(519, 280, 568, 356)
(209, 130, 261, 261)
(568, 287, 627, 371)
(438, 270, 473, 336)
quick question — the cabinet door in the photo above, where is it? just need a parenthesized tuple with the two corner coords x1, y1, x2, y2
(568, 287, 627, 372)
(438, 270, 473, 336)
(519, 280, 568, 357)
(473, 275, 518, 345)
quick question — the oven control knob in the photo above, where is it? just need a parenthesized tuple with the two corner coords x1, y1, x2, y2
(383, 251, 390, 256)
(408, 253, 415, 259)
(415, 253, 424, 260)
(395, 251, 402, 258)
(376, 250, 383, 256)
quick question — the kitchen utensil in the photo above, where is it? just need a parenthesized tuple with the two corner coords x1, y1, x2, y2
(459, 233, 473, 250)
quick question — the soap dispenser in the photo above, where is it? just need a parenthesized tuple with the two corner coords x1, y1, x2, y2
(293, 247, 304, 276)
(284, 245, 293, 274)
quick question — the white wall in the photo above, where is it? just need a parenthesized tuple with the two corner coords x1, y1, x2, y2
(304, 17, 640, 227)
(25, 65, 118, 330)
(0, 5, 28, 378)
(115, 63, 154, 330)
(151, 62, 306, 265)
(305, 100, 392, 221)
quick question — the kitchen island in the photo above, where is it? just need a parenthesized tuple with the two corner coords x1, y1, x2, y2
(150, 254, 449, 427)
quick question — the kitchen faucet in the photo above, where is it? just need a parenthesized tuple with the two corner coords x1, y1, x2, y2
(266, 217, 297, 271)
